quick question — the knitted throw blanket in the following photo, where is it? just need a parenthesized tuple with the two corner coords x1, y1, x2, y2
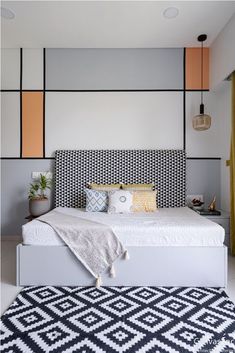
(38, 209, 128, 286)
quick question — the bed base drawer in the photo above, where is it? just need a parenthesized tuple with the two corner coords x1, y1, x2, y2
(17, 244, 227, 287)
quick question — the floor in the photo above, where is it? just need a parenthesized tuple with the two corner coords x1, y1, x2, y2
(1, 240, 235, 316)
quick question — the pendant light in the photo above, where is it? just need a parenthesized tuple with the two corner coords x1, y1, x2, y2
(192, 34, 211, 131)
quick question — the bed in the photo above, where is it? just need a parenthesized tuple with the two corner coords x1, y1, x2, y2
(16, 150, 227, 287)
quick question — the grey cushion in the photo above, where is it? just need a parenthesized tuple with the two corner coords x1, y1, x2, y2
(85, 188, 108, 212)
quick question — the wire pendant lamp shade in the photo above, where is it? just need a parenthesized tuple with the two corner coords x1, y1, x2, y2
(192, 34, 211, 131)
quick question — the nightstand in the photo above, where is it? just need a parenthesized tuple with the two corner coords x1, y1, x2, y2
(25, 215, 39, 222)
(204, 210, 230, 247)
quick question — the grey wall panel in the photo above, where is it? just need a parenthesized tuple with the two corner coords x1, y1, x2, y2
(1, 160, 54, 236)
(1, 158, 221, 236)
(186, 159, 221, 208)
(46, 49, 183, 90)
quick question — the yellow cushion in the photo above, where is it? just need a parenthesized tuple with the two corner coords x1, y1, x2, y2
(89, 183, 121, 191)
(132, 190, 157, 212)
(122, 183, 154, 191)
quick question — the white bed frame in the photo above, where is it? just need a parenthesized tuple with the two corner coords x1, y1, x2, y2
(17, 150, 227, 288)
(16, 244, 227, 287)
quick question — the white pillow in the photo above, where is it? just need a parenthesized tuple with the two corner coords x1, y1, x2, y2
(108, 190, 133, 214)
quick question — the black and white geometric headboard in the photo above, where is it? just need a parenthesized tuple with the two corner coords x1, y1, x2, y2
(55, 150, 186, 208)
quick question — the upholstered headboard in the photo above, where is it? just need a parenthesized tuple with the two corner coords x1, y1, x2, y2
(55, 150, 186, 208)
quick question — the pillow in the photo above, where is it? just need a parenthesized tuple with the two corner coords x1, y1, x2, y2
(89, 183, 121, 191)
(85, 188, 108, 212)
(132, 190, 157, 212)
(108, 190, 133, 214)
(121, 183, 154, 191)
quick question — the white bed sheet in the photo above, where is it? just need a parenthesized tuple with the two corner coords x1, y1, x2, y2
(22, 207, 225, 247)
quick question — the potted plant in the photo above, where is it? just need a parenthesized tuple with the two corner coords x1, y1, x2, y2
(28, 173, 52, 216)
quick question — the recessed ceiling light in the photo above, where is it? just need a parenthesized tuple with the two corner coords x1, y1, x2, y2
(1, 7, 15, 20)
(163, 7, 179, 19)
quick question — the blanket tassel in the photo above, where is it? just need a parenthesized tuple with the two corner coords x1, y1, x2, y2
(124, 250, 130, 260)
(96, 275, 102, 288)
(110, 264, 116, 278)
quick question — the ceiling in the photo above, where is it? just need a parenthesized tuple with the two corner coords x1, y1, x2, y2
(1, 1, 235, 48)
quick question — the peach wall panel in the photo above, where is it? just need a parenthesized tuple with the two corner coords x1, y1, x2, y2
(186, 48, 209, 90)
(22, 92, 43, 157)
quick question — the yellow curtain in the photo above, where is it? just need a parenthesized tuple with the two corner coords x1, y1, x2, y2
(230, 72, 235, 255)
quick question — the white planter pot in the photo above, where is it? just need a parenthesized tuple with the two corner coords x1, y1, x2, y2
(29, 199, 50, 217)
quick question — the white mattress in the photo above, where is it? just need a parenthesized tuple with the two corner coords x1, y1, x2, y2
(22, 207, 225, 247)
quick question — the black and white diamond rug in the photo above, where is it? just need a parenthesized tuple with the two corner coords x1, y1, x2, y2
(1, 286, 235, 353)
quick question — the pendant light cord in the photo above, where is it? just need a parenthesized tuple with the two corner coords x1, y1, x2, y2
(201, 40, 203, 105)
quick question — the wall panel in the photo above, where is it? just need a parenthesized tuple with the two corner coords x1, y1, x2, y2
(45, 92, 183, 156)
(1, 92, 20, 157)
(1, 159, 221, 235)
(1, 49, 20, 89)
(186, 159, 221, 208)
(210, 13, 235, 88)
(1, 47, 226, 236)
(22, 92, 44, 158)
(1, 159, 54, 236)
(22, 49, 43, 89)
(186, 91, 221, 157)
(46, 49, 184, 90)
(186, 48, 209, 90)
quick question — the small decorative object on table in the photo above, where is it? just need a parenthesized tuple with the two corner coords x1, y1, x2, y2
(191, 198, 204, 211)
(195, 196, 221, 216)
(208, 196, 216, 211)
(28, 173, 52, 216)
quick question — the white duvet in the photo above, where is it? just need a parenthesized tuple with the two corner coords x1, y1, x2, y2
(22, 207, 225, 247)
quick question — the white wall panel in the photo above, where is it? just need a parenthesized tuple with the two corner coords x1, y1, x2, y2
(1, 93, 20, 157)
(22, 49, 43, 89)
(186, 91, 222, 158)
(210, 14, 235, 88)
(1, 49, 20, 89)
(45, 92, 183, 156)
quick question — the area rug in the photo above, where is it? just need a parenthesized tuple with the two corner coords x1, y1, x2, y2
(1, 286, 235, 353)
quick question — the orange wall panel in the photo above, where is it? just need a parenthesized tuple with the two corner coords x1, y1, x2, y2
(22, 92, 43, 157)
(186, 48, 209, 90)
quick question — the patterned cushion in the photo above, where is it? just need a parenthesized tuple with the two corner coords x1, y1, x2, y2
(108, 190, 133, 214)
(122, 183, 154, 191)
(85, 189, 108, 212)
(89, 183, 121, 191)
(132, 190, 157, 212)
